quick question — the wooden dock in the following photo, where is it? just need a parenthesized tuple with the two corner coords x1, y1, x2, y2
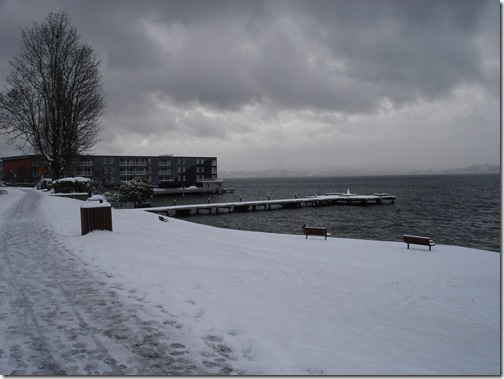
(147, 192, 395, 217)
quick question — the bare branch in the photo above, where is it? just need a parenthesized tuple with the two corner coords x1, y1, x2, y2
(0, 11, 106, 179)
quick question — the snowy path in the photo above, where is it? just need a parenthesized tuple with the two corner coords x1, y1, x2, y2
(0, 188, 499, 375)
(0, 190, 236, 375)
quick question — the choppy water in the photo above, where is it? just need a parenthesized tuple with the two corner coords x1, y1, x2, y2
(150, 174, 501, 252)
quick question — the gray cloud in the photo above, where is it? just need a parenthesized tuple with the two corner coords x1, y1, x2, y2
(295, 0, 495, 107)
(0, 0, 499, 171)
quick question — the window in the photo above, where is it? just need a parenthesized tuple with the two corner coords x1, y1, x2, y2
(79, 158, 93, 166)
(78, 168, 93, 176)
(109, 158, 113, 164)
(103, 167, 108, 174)
(120, 168, 134, 175)
(102, 157, 107, 164)
(135, 168, 146, 175)
(120, 158, 133, 166)
(159, 168, 171, 175)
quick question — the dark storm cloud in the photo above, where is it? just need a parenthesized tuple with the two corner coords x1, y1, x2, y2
(172, 0, 493, 114)
(292, 0, 495, 107)
(2, 0, 494, 115)
(0, 0, 499, 170)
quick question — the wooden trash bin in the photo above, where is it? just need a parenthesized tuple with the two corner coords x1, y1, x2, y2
(81, 195, 113, 235)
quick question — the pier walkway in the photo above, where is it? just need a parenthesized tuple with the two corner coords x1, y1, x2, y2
(147, 192, 395, 217)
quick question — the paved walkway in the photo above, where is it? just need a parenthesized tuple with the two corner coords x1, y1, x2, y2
(0, 190, 236, 375)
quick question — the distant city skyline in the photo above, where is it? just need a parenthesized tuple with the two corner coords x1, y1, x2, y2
(219, 163, 500, 178)
(0, 0, 500, 172)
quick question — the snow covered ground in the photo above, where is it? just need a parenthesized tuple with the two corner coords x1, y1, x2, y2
(0, 188, 500, 375)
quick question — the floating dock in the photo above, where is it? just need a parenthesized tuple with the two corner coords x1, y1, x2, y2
(147, 192, 395, 217)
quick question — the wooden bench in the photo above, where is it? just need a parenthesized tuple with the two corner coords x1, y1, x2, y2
(403, 235, 435, 251)
(303, 225, 329, 240)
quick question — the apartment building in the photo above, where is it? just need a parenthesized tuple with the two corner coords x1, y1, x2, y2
(1, 154, 219, 189)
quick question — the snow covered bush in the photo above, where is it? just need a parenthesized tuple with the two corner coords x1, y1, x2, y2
(103, 191, 122, 207)
(107, 177, 153, 207)
(35, 178, 52, 191)
(51, 177, 92, 194)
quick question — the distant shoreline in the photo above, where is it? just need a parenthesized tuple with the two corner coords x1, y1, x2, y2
(220, 170, 500, 179)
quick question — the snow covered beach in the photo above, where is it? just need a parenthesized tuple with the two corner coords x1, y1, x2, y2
(0, 188, 500, 375)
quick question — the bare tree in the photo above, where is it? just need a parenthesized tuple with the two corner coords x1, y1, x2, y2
(0, 12, 106, 179)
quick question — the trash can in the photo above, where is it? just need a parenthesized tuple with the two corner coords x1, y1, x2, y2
(81, 195, 113, 235)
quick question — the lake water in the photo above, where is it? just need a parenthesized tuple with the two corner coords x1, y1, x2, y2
(150, 173, 501, 252)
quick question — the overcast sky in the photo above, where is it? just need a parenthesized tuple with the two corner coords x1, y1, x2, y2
(0, 0, 500, 172)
